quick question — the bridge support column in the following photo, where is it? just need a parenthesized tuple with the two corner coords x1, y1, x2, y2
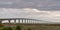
(22, 19, 23, 23)
(0, 20, 2, 23)
(24, 19, 26, 23)
(14, 19, 16, 24)
(18, 19, 20, 23)
(27, 19, 28, 23)
(9, 20, 11, 24)
(29, 20, 31, 23)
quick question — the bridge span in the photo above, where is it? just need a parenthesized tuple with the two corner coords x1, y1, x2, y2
(0, 18, 50, 24)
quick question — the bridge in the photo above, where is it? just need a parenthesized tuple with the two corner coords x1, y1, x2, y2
(0, 18, 60, 30)
(0, 18, 51, 24)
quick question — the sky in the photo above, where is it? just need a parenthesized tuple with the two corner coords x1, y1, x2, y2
(0, 0, 60, 10)
(0, 0, 60, 22)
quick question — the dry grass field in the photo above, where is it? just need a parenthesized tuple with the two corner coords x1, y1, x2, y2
(0, 23, 60, 30)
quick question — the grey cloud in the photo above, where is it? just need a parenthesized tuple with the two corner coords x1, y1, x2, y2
(0, 0, 60, 11)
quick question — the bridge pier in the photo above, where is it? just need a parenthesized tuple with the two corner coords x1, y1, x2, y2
(24, 19, 26, 23)
(14, 19, 16, 24)
(0, 20, 2, 23)
(27, 19, 28, 23)
(22, 19, 23, 23)
(8, 20, 11, 24)
(18, 19, 20, 23)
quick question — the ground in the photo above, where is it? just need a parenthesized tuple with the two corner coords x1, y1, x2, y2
(0, 23, 60, 30)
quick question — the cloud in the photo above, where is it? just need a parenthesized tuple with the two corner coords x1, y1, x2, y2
(0, 0, 60, 11)
(14, 0, 60, 10)
(0, 1, 13, 5)
(0, 8, 60, 22)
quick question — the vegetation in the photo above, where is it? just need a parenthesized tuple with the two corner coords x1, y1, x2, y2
(7, 27, 12, 30)
(15, 25, 21, 30)
(2, 27, 7, 30)
(0, 24, 60, 30)
(27, 28, 32, 30)
(0, 25, 33, 30)
(0, 24, 4, 27)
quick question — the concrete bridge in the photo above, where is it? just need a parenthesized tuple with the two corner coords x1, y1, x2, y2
(0, 18, 50, 24)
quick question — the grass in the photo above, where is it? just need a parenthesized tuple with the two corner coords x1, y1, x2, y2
(0, 23, 60, 30)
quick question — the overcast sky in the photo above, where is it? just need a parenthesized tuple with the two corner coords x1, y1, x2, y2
(0, 0, 60, 11)
(0, 0, 60, 22)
